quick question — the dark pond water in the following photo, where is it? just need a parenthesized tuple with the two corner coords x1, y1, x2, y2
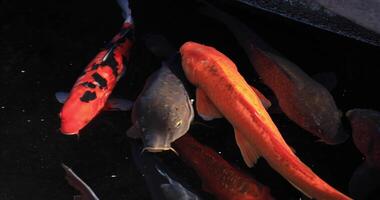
(1, 0, 379, 199)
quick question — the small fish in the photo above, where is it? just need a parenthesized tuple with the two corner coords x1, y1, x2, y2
(59, 0, 134, 135)
(173, 134, 274, 200)
(198, 2, 348, 145)
(349, 162, 380, 200)
(126, 58, 194, 153)
(130, 141, 201, 200)
(346, 109, 380, 169)
(180, 41, 351, 200)
(62, 163, 100, 200)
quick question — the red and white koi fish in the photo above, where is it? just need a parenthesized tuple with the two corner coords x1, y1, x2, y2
(180, 41, 351, 200)
(58, 0, 134, 135)
(174, 134, 274, 200)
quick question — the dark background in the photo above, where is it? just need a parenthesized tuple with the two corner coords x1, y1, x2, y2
(1, 0, 379, 199)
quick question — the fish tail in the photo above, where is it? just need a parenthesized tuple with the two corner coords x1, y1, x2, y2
(117, 0, 133, 23)
(262, 136, 352, 200)
(61, 163, 100, 200)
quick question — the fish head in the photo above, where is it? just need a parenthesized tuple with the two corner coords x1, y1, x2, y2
(138, 96, 194, 152)
(59, 90, 105, 135)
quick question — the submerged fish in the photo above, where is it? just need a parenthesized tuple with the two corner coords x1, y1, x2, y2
(173, 134, 274, 200)
(62, 163, 100, 200)
(198, 2, 348, 145)
(180, 41, 351, 200)
(130, 141, 201, 200)
(126, 58, 194, 153)
(346, 109, 380, 169)
(349, 162, 380, 200)
(58, 0, 134, 135)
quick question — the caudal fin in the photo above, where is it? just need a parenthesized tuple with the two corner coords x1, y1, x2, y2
(117, 0, 133, 23)
(62, 163, 100, 200)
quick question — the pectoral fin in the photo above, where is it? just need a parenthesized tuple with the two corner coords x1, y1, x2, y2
(55, 92, 69, 103)
(249, 86, 271, 109)
(196, 88, 223, 121)
(235, 129, 260, 167)
(104, 98, 133, 111)
(55, 92, 133, 111)
(126, 124, 141, 139)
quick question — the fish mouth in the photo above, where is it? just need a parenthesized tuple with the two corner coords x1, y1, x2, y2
(141, 146, 178, 155)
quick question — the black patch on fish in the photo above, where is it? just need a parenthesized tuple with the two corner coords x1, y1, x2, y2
(80, 91, 97, 102)
(81, 82, 96, 88)
(119, 27, 134, 41)
(92, 72, 108, 89)
(90, 27, 134, 78)
(92, 63, 101, 70)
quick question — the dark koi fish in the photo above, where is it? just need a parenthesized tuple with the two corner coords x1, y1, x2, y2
(59, 0, 134, 135)
(173, 134, 274, 200)
(126, 58, 194, 153)
(348, 162, 380, 200)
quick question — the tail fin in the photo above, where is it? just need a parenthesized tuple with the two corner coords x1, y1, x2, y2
(156, 166, 201, 200)
(62, 163, 100, 200)
(117, 0, 133, 23)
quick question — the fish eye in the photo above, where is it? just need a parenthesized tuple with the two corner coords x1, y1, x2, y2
(175, 120, 182, 128)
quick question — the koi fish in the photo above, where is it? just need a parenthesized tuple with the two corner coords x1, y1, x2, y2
(173, 134, 274, 200)
(348, 162, 380, 200)
(58, 0, 134, 135)
(62, 163, 100, 200)
(346, 109, 380, 169)
(130, 141, 202, 200)
(143, 33, 271, 118)
(180, 41, 351, 200)
(198, 2, 348, 145)
(126, 56, 194, 153)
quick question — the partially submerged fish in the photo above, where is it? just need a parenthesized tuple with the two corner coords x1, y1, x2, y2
(130, 141, 201, 200)
(180, 41, 351, 200)
(173, 134, 274, 200)
(127, 59, 194, 153)
(62, 163, 100, 200)
(198, 2, 348, 145)
(58, 0, 134, 135)
(346, 108, 380, 169)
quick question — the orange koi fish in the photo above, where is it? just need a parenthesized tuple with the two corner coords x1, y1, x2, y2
(197, 2, 348, 145)
(173, 134, 274, 200)
(180, 41, 351, 200)
(59, 0, 134, 135)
